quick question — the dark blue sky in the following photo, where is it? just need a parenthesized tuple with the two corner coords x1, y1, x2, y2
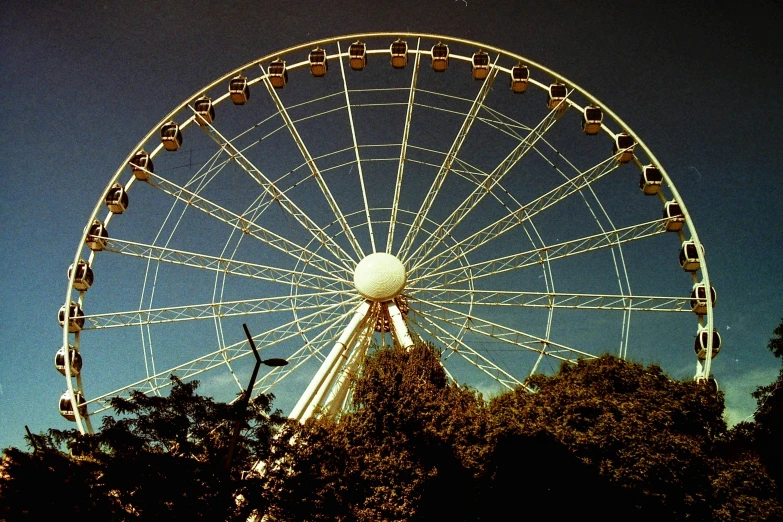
(1, 1, 781, 450)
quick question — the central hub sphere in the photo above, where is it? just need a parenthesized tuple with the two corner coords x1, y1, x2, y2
(353, 253, 407, 302)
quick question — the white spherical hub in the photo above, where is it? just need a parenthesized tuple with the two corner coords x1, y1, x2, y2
(353, 253, 407, 302)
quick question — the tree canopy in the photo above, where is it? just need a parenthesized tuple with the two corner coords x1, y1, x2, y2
(3, 338, 783, 521)
(730, 316, 783, 508)
(260, 344, 782, 521)
(0, 376, 282, 521)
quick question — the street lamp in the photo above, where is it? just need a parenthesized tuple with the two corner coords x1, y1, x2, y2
(224, 323, 289, 472)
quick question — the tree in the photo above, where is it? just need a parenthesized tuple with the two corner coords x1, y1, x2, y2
(262, 345, 782, 521)
(739, 316, 783, 506)
(0, 376, 282, 521)
(262, 343, 489, 521)
(487, 355, 727, 518)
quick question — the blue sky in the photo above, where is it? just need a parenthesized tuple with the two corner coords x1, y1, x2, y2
(1, 1, 782, 450)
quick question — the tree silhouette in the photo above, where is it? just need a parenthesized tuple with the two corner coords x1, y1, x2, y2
(261, 345, 782, 521)
(1, 376, 282, 521)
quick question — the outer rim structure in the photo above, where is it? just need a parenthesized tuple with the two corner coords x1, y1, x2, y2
(61, 32, 715, 433)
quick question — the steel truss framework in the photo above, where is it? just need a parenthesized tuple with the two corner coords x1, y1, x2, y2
(60, 33, 715, 434)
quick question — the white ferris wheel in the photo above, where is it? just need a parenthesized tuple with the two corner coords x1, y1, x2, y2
(57, 33, 720, 432)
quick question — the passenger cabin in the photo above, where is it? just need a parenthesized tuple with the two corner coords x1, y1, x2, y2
(86, 220, 108, 251)
(69, 260, 94, 291)
(194, 97, 215, 125)
(471, 51, 490, 80)
(547, 83, 568, 112)
(663, 200, 685, 231)
(129, 150, 153, 181)
(55, 346, 82, 377)
(640, 164, 663, 195)
(510, 64, 529, 93)
(581, 105, 603, 135)
(431, 42, 449, 72)
(390, 39, 408, 69)
(229, 75, 250, 105)
(268, 59, 288, 88)
(58, 301, 85, 333)
(679, 240, 703, 272)
(105, 183, 128, 214)
(612, 133, 635, 163)
(160, 121, 182, 152)
(694, 326, 722, 360)
(59, 390, 87, 421)
(349, 41, 367, 71)
(690, 283, 717, 315)
(309, 47, 328, 77)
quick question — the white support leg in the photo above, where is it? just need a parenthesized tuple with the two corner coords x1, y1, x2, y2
(289, 301, 371, 422)
(388, 301, 414, 350)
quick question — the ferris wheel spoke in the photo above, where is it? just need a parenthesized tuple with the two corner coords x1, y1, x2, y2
(388, 38, 421, 254)
(259, 64, 365, 261)
(85, 299, 355, 415)
(408, 151, 549, 256)
(80, 290, 352, 330)
(193, 115, 357, 272)
(407, 311, 530, 392)
(396, 55, 500, 260)
(406, 288, 691, 313)
(405, 87, 573, 270)
(410, 295, 596, 361)
(410, 151, 623, 278)
(101, 237, 351, 291)
(411, 218, 668, 288)
(337, 41, 376, 253)
(143, 172, 353, 279)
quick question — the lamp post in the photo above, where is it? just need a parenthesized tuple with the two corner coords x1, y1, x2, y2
(224, 323, 288, 472)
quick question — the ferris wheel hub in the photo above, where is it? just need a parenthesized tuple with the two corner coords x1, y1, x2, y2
(353, 253, 407, 302)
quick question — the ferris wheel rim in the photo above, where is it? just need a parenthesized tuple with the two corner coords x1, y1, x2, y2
(60, 32, 715, 432)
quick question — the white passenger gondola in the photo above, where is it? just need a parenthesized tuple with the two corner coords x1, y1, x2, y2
(679, 240, 704, 272)
(613, 133, 635, 163)
(129, 149, 153, 181)
(349, 41, 367, 71)
(229, 75, 250, 105)
(694, 326, 722, 360)
(309, 47, 328, 77)
(390, 39, 408, 69)
(55, 346, 83, 377)
(105, 183, 128, 214)
(581, 105, 603, 135)
(663, 200, 685, 231)
(86, 220, 108, 251)
(58, 301, 85, 333)
(472, 50, 490, 80)
(690, 283, 717, 315)
(639, 164, 662, 195)
(68, 259, 94, 291)
(160, 121, 182, 152)
(59, 390, 87, 421)
(194, 96, 215, 125)
(431, 42, 449, 72)
(510, 63, 529, 93)
(268, 59, 288, 88)
(547, 83, 567, 113)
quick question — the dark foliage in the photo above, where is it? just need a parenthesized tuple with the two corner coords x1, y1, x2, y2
(739, 316, 783, 508)
(262, 344, 782, 521)
(5, 337, 783, 521)
(0, 376, 281, 521)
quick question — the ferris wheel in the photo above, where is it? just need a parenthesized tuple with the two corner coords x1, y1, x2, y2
(57, 33, 719, 432)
